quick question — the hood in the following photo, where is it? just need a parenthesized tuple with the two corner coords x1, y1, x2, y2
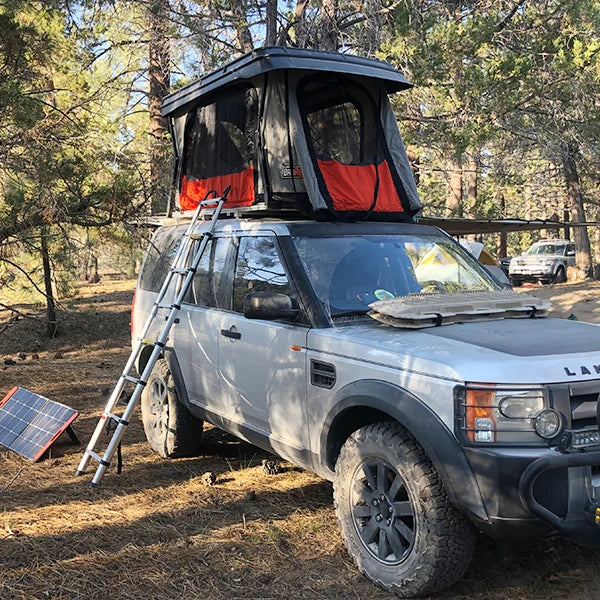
(308, 318, 600, 384)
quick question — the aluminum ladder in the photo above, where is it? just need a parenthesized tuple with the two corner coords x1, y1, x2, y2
(75, 187, 229, 486)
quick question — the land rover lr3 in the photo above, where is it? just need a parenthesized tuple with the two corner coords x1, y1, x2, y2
(131, 48, 600, 597)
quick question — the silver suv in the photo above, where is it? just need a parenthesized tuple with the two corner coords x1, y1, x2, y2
(509, 239, 575, 286)
(133, 219, 600, 598)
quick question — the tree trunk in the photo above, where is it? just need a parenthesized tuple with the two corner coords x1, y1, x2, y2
(89, 255, 100, 284)
(232, 1, 254, 53)
(148, 0, 171, 215)
(561, 143, 592, 276)
(293, 0, 309, 47)
(464, 151, 478, 218)
(498, 194, 507, 258)
(446, 159, 462, 217)
(320, 0, 338, 51)
(265, 0, 277, 46)
(40, 228, 57, 338)
(594, 209, 600, 280)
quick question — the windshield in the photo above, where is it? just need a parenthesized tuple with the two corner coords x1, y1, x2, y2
(526, 244, 565, 256)
(293, 233, 500, 317)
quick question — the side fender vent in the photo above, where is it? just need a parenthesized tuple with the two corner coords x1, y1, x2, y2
(310, 360, 336, 389)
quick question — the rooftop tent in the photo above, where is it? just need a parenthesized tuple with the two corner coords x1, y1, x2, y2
(162, 47, 422, 220)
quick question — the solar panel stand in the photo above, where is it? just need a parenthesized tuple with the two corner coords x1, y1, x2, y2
(75, 188, 229, 486)
(65, 425, 80, 445)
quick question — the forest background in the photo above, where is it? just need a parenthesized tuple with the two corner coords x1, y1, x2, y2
(1, 0, 600, 335)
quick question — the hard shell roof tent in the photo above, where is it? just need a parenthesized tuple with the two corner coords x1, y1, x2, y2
(162, 46, 422, 221)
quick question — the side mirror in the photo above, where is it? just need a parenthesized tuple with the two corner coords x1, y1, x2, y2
(243, 291, 300, 321)
(521, 251, 526, 256)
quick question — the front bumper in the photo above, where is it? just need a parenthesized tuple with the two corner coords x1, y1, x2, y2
(463, 444, 600, 545)
(519, 449, 600, 546)
(509, 267, 553, 280)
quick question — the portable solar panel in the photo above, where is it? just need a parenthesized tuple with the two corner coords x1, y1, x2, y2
(0, 387, 78, 461)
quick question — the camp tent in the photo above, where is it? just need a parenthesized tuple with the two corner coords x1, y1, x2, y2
(162, 46, 421, 221)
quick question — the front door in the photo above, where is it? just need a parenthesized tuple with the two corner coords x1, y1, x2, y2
(217, 235, 310, 466)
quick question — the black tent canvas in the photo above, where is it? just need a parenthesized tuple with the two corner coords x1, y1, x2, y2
(162, 47, 421, 221)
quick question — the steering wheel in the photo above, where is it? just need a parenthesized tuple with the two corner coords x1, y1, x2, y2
(355, 289, 395, 305)
(419, 280, 447, 294)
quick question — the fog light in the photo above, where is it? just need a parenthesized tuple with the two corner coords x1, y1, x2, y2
(571, 429, 600, 449)
(534, 409, 561, 439)
(474, 417, 494, 442)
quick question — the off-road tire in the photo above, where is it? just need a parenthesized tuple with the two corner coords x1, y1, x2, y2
(553, 266, 566, 284)
(333, 422, 475, 598)
(141, 358, 203, 458)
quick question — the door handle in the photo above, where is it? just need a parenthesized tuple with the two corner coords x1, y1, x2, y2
(220, 328, 241, 340)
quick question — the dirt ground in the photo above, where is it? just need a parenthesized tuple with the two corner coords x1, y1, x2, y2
(1, 279, 600, 600)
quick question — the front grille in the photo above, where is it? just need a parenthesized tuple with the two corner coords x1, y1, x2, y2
(570, 392, 599, 429)
(548, 381, 600, 436)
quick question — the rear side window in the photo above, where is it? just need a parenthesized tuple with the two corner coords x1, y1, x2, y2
(232, 237, 295, 313)
(185, 238, 231, 309)
(139, 227, 183, 293)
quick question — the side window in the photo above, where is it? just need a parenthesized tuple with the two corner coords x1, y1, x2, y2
(139, 227, 183, 293)
(306, 101, 363, 164)
(567, 244, 575, 255)
(185, 238, 230, 308)
(233, 237, 294, 313)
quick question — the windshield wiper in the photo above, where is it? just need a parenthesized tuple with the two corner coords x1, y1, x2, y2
(331, 310, 369, 318)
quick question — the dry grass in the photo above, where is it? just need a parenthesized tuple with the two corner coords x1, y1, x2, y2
(0, 279, 600, 599)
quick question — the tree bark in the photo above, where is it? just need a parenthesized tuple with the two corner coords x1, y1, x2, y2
(293, 0, 310, 47)
(446, 159, 462, 217)
(148, 0, 171, 215)
(265, 0, 277, 46)
(498, 194, 507, 258)
(320, 0, 338, 51)
(40, 228, 57, 338)
(464, 151, 478, 218)
(561, 143, 592, 276)
(232, 1, 254, 53)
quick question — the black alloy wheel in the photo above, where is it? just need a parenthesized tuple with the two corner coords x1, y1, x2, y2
(351, 459, 415, 564)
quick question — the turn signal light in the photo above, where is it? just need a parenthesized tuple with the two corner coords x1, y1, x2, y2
(465, 388, 496, 443)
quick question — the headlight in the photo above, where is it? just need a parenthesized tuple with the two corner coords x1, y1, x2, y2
(542, 259, 555, 267)
(458, 384, 553, 444)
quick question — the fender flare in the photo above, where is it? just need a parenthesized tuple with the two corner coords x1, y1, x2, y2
(322, 379, 488, 522)
(161, 348, 194, 414)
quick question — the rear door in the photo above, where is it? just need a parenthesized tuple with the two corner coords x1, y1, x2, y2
(217, 234, 311, 465)
(174, 235, 234, 412)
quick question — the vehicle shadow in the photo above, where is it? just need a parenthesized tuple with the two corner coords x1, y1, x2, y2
(0, 427, 306, 511)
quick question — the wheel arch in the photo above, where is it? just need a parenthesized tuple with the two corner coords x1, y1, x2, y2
(321, 379, 488, 522)
(138, 346, 193, 413)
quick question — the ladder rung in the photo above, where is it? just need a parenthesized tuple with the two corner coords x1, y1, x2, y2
(155, 302, 181, 310)
(123, 375, 146, 387)
(88, 451, 106, 465)
(140, 339, 165, 349)
(190, 231, 213, 240)
(200, 198, 221, 207)
(106, 412, 129, 427)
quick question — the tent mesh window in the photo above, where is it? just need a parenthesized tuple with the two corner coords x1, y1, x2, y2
(180, 86, 258, 209)
(298, 76, 409, 218)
